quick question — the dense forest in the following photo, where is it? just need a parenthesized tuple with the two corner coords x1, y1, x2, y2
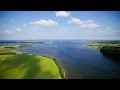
(89, 41, 120, 62)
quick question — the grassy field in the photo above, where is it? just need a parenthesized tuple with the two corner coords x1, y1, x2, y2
(0, 54, 62, 79)
(0, 45, 64, 79)
(88, 41, 120, 49)
(0, 45, 21, 55)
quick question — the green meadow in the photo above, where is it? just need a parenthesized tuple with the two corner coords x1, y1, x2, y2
(0, 45, 64, 79)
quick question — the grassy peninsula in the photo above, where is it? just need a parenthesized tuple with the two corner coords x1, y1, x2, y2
(0, 45, 65, 79)
(89, 41, 120, 62)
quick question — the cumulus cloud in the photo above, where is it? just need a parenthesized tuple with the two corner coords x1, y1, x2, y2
(4, 30, 12, 33)
(68, 17, 100, 28)
(68, 17, 82, 24)
(23, 24, 27, 26)
(16, 28, 21, 31)
(31, 19, 58, 26)
(55, 11, 70, 17)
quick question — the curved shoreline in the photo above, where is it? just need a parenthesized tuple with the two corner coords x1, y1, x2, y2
(88, 41, 120, 62)
(0, 45, 66, 79)
(13, 45, 66, 78)
(18, 52, 66, 79)
(39, 54, 66, 79)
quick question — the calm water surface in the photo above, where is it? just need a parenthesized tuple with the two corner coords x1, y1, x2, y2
(1, 40, 120, 79)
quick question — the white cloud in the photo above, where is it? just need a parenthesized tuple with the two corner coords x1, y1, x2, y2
(55, 11, 70, 17)
(4, 30, 12, 33)
(31, 19, 58, 26)
(16, 28, 21, 31)
(68, 17, 82, 24)
(68, 17, 100, 28)
(80, 20, 100, 28)
(23, 24, 27, 26)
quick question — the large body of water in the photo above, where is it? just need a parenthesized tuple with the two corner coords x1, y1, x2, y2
(1, 40, 120, 79)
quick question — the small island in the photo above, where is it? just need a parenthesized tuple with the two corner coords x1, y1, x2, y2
(89, 41, 120, 62)
(0, 45, 65, 79)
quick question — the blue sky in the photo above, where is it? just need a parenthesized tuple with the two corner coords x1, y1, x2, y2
(0, 11, 120, 40)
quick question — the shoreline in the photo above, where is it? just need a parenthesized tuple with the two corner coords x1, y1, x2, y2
(0, 45, 66, 79)
(30, 54, 66, 79)
(88, 41, 120, 62)
(15, 52, 66, 79)
(15, 47, 66, 79)
(15, 51, 66, 79)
